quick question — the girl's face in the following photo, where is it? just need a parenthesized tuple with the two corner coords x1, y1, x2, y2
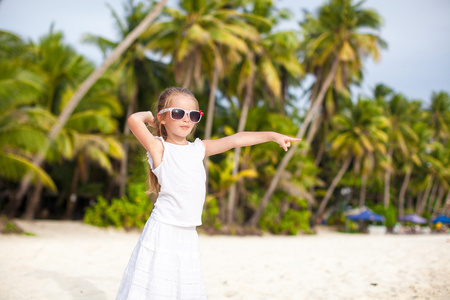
(158, 94, 199, 142)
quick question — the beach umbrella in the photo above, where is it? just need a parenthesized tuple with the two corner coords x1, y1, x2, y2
(344, 208, 385, 233)
(344, 206, 369, 216)
(398, 213, 427, 224)
(346, 209, 385, 222)
(431, 215, 450, 224)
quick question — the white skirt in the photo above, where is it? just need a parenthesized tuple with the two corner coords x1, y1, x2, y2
(116, 216, 207, 300)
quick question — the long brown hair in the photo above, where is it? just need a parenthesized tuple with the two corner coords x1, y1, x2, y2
(147, 87, 199, 193)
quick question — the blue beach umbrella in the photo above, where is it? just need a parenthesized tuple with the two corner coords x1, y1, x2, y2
(346, 209, 385, 222)
(431, 215, 450, 224)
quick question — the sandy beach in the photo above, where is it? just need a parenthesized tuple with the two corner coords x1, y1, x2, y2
(1, 220, 449, 300)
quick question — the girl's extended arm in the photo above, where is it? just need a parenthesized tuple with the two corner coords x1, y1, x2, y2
(127, 111, 164, 165)
(203, 131, 301, 157)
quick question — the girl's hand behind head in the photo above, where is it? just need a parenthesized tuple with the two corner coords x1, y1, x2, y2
(146, 111, 156, 128)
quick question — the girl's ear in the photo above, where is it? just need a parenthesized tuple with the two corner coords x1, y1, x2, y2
(157, 113, 165, 125)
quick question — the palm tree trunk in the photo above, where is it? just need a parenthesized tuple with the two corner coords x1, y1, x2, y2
(416, 175, 434, 215)
(414, 190, 423, 212)
(359, 173, 368, 208)
(383, 147, 393, 209)
(204, 67, 219, 194)
(427, 182, 438, 214)
(398, 163, 412, 217)
(22, 180, 43, 220)
(64, 164, 81, 219)
(314, 141, 325, 167)
(432, 185, 445, 215)
(315, 156, 352, 223)
(219, 195, 226, 223)
(305, 115, 322, 201)
(280, 70, 288, 115)
(182, 59, 195, 89)
(248, 56, 340, 227)
(304, 115, 322, 156)
(10, 0, 167, 217)
(443, 190, 450, 215)
(119, 81, 138, 198)
(407, 195, 413, 212)
(227, 68, 255, 224)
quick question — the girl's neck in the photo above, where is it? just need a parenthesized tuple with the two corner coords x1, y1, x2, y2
(165, 137, 189, 145)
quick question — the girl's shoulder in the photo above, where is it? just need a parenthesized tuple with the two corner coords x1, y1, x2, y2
(193, 138, 206, 157)
(146, 137, 164, 169)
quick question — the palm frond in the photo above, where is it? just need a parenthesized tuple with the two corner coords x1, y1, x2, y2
(0, 152, 56, 191)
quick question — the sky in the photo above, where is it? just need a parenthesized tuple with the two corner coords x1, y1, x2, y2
(1, 0, 449, 105)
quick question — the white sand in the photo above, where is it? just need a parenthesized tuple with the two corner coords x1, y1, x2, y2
(1, 220, 449, 300)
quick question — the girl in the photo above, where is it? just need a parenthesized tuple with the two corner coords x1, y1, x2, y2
(116, 87, 301, 299)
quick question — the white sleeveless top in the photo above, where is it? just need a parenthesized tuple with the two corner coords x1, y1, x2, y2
(147, 137, 206, 227)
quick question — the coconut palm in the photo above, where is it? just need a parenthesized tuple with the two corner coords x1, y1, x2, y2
(376, 87, 419, 209)
(0, 62, 56, 192)
(145, 0, 253, 91)
(428, 91, 450, 143)
(241, 107, 318, 225)
(315, 98, 388, 221)
(145, 0, 258, 200)
(13, 0, 167, 205)
(208, 152, 258, 223)
(227, 2, 304, 224)
(3, 28, 126, 219)
(252, 0, 386, 226)
(83, 0, 171, 198)
(416, 140, 449, 216)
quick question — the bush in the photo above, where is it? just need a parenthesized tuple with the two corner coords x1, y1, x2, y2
(83, 183, 153, 230)
(202, 195, 221, 229)
(259, 196, 311, 235)
(372, 203, 397, 229)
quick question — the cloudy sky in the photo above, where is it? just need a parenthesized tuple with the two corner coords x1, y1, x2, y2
(1, 0, 449, 104)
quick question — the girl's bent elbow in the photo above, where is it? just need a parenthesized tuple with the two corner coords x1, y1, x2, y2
(127, 114, 137, 125)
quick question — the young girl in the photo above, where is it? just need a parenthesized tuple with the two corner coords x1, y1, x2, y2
(116, 87, 301, 299)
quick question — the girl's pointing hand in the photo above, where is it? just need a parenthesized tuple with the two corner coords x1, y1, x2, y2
(274, 134, 302, 151)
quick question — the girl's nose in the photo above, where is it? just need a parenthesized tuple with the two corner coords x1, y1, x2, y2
(182, 113, 190, 122)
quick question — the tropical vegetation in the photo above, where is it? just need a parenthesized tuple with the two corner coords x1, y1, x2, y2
(0, 0, 449, 235)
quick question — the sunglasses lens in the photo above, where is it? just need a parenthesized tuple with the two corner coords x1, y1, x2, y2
(171, 108, 185, 120)
(189, 111, 201, 123)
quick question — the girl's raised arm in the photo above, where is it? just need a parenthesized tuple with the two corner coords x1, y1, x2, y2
(127, 111, 164, 165)
(203, 131, 301, 157)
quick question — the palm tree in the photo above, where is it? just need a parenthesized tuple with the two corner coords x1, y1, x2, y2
(13, 0, 167, 207)
(4, 29, 124, 219)
(391, 101, 425, 217)
(251, 0, 386, 226)
(145, 0, 259, 190)
(84, 0, 170, 198)
(315, 98, 388, 221)
(146, 0, 253, 90)
(241, 107, 318, 224)
(417, 140, 449, 216)
(375, 87, 418, 209)
(207, 152, 258, 223)
(0, 80, 56, 193)
(430, 141, 450, 215)
(227, 1, 304, 224)
(429, 91, 450, 143)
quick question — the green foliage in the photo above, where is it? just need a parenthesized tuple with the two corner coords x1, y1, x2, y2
(0, 1, 449, 234)
(202, 195, 221, 229)
(258, 194, 311, 235)
(83, 183, 153, 229)
(372, 204, 397, 228)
